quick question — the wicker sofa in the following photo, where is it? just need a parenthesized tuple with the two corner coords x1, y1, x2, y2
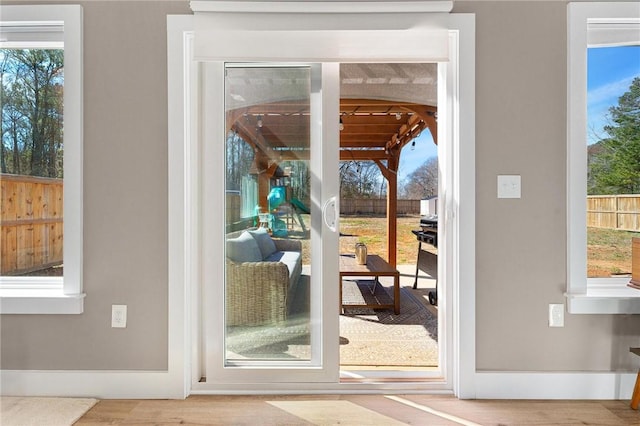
(225, 228, 302, 326)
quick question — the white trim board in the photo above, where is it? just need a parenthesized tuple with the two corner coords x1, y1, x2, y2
(1, 370, 636, 400)
(190, 1, 453, 14)
(0, 370, 183, 399)
(475, 372, 637, 400)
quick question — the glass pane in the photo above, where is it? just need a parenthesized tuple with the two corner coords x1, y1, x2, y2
(224, 66, 312, 362)
(1, 49, 64, 278)
(586, 45, 640, 278)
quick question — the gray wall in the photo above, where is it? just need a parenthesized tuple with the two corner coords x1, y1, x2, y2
(453, 0, 640, 371)
(1, 1, 191, 370)
(2, 0, 639, 374)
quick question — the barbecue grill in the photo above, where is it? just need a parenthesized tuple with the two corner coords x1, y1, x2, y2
(412, 215, 438, 305)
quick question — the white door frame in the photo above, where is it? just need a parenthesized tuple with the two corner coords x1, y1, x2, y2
(167, 10, 476, 397)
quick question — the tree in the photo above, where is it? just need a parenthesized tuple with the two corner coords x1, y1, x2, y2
(0, 49, 64, 178)
(588, 77, 640, 195)
(400, 156, 438, 199)
(339, 160, 383, 198)
(225, 131, 254, 191)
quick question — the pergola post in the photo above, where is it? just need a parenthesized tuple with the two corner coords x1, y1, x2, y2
(375, 156, 399, 267)
(386, 157, 399, 267)
(252, 152, 272, 212)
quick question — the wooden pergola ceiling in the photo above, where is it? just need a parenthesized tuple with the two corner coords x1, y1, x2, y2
(227, 98, 437, 162)
(226, 63, 438, 162)
(339, 99, 437, 159)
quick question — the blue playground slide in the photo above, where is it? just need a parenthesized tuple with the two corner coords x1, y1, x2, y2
(266, 188, 309, 234)
(290, 197, 310, 214)
(267, 186, 287, 210)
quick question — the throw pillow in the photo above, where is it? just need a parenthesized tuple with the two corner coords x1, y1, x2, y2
(249, 227, 278, 260)
(226, 231, 262, 262)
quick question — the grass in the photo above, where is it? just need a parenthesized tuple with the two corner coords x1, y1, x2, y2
(339, 215, 425, 264)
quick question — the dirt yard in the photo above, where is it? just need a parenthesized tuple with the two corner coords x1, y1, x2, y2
(339, 215, 425, 264)
(339, 218, 639, 275)
(588, 227, 639, 277)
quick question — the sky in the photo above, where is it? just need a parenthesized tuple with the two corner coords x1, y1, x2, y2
(397, 129, 438, 182)
(587, 45, 640, 145)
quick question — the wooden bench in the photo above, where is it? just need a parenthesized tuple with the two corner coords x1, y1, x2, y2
(632, 347, 640, 410)
(339, 254, 400, 314)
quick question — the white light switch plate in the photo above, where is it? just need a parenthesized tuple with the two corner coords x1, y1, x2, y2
(497, 175, 521, 198)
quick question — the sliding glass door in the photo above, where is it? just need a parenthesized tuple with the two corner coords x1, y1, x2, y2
(224, 65, 314, 363)
(201, 62, 340, 384)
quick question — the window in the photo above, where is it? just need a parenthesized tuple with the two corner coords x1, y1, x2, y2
(567, 2, 640, 314)
(0, 5, 83, 314)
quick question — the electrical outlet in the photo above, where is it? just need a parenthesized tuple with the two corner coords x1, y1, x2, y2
(112, 305, 127, 328)
(549, 303, 564, 327)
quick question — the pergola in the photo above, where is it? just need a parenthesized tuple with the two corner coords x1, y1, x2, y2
(226, 64, 437, 266)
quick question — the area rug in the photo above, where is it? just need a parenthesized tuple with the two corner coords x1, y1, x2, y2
(225, 275, 439, 367)
(340, 279, 438, 367)
(0, 397, 97, 426)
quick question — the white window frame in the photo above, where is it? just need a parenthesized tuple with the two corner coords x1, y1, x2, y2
(566, 2, 640, 314)
(0, 5, 84, 314)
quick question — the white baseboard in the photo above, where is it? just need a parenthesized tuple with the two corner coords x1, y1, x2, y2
(475, 371, 638, 400)
(2, 369, 637, 400)
(0, 370, 186, 399)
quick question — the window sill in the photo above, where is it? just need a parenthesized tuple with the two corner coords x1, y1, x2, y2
(566, 278, 640, 314)
(0, 278, 84, 314)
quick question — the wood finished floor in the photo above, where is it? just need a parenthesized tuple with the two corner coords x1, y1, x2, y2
(76, 394, 640, 425)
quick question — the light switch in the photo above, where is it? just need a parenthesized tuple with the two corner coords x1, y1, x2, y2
(497, 175, 521, 199)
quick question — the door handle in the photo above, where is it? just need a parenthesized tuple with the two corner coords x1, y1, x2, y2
(322, 196, 338, 233)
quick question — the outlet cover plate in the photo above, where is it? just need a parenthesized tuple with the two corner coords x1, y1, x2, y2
(549, 303, 564, 327)
(112, 304, 127, 328)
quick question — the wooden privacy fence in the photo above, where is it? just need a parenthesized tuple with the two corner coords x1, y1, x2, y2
(340, 198, 420, 215)
(588, 194, 640, 232)
(1, 174, 63, 275)
(226, 195, 422, 217)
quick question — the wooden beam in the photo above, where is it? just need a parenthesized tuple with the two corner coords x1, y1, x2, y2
(340, 124, 402, 134)
(384, 114, 424, 150)
(341, 99, 435, 109)
(340, 150, 390, 161)
(410, 110, 438, 145)
(340, 139, 389, 148)
(373, 159, 392, 181)
(226, 109, 245, 133)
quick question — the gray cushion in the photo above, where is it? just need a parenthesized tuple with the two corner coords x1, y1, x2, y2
(226, 231, 262, 262)
(264, 251, 302, 286)
(248, 228, 277, 260)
